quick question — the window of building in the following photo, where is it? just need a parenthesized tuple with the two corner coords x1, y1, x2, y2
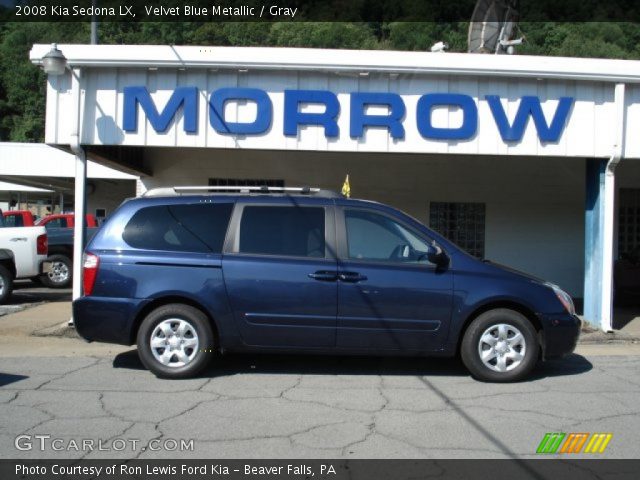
(344, 209, 434, 264)
(429, 202, 486, 258)
(123, 203, 233, 253)
(619, 188, 640, 258)
(238, 206, 325, 258)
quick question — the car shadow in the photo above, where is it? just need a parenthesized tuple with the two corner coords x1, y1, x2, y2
(8, 280, 72, 304)
(0, 373, 29, 387)
(113, 349, 593, 380)
(112, 350, 146, 370)
(527, 353, 593, 380)
(113, 349, 470, 376)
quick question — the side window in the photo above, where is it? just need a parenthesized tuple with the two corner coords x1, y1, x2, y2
(4, 216, 17, 227)
(239, 206, 325, 258)
(345, 209, 434, 264)
(123, 203, 233, 252)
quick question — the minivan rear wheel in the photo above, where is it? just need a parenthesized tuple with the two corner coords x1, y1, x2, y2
(137, 304, 214, 379)
(461, 309, 539, 382)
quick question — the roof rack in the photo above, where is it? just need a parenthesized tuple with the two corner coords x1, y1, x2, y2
(143, 186, 342, 198)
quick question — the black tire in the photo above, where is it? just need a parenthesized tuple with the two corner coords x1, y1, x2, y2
(0, 265, 13, 304)
(461, 309, 539, 382)
(40, 254, 72, 288)
(136, 304, 215, 379)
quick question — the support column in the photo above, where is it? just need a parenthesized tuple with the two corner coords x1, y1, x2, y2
(71, 148, 87, 303)
(584, 83, 625, 332)
(69, 67, 86, 325)
(584, 158, 606, 329)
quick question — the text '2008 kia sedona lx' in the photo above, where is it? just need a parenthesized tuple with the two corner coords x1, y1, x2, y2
(73, 186, 580, 382)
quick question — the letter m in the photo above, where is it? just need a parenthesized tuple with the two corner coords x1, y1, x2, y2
(486, 95, 573, 143)
(123, 86, 198, 133)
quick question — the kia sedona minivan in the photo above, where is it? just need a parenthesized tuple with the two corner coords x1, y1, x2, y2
(73, 186, 580, 382)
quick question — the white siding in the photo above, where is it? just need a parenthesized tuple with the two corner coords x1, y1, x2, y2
(43, 67, 640, 159)
(0, 142, 137, 179)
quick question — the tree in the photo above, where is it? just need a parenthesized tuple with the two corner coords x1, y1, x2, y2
(0, 22, 89, 141)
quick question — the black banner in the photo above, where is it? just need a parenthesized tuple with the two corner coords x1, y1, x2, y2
(4, 460, 640, 480)
(2, 0, 640, 22)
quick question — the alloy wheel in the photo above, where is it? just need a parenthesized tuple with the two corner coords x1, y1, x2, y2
(48, 260, 70, 285)
(477, 323, 526, 373)
(150, 318, 200, 368)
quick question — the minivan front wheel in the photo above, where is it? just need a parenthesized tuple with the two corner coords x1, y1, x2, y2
(461, 309, 539, 382)
(137, 304, 214, 379)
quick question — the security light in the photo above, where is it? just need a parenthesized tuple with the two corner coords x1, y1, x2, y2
(42, 43, 67, 75)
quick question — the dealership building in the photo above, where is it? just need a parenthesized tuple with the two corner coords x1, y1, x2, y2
(29, 43, 640, 331)
(0, 142, 136, 219)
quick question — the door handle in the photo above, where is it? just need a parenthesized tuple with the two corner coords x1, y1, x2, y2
(338, 272, 367, 283)
(308, 271, 338, 281)
(10, 237, 27, 242)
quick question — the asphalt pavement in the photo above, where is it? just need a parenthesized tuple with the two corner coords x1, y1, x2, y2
(0, 286, 639, 460)
(1, 349, 640, 459)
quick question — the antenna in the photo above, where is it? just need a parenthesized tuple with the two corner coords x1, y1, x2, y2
(467, 0, 523, 55)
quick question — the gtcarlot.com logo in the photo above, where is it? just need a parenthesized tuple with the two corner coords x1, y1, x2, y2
(536, 432, 612, 454)
(14, 434, 194, 452)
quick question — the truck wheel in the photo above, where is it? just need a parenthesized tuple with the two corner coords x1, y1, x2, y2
(0, 265, 14, 304)
(137, 304, 215, 379)
(40, 255, 72, 288)
(461, 309, 539, 382)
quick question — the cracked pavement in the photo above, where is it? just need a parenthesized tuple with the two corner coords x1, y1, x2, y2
(1, 349, 639, 459)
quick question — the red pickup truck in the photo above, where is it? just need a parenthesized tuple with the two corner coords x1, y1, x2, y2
(3, 211, 97, 229)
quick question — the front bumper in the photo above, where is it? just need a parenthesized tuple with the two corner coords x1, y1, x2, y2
(540, 312, 581, 358)
(73, 296, 150, 345)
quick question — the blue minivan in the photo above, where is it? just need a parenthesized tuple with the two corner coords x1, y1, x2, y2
(73, 186, 580, 382)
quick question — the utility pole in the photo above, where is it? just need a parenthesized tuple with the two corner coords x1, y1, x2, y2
(91, 0, 98, 44)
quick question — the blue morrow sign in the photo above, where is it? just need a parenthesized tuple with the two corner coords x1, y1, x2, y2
(122, 86, 574, 143)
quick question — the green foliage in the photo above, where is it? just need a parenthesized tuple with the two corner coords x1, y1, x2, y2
(519, 22, 640, 59)
(1, 20, 640, 142)
(0, 22, 89, 141)
(269, 22, 378, 49)
(190, 23, 272, 46)
(386, 22, 468, 51)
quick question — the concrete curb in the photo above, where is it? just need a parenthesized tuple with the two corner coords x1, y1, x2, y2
(31, 321, 79, 339)
(0, 301, 45, 317)
(578, 331, 640, 344)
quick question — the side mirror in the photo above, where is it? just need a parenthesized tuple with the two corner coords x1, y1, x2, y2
(427, 242, 449, 268)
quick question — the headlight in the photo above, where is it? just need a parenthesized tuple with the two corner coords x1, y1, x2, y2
(547, 283, 575, 315)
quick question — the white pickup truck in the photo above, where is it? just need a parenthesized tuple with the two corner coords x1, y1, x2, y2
(0, 212, 48, 303)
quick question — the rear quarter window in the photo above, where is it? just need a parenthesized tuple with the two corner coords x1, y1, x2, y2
(122, 203, 233, 253)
